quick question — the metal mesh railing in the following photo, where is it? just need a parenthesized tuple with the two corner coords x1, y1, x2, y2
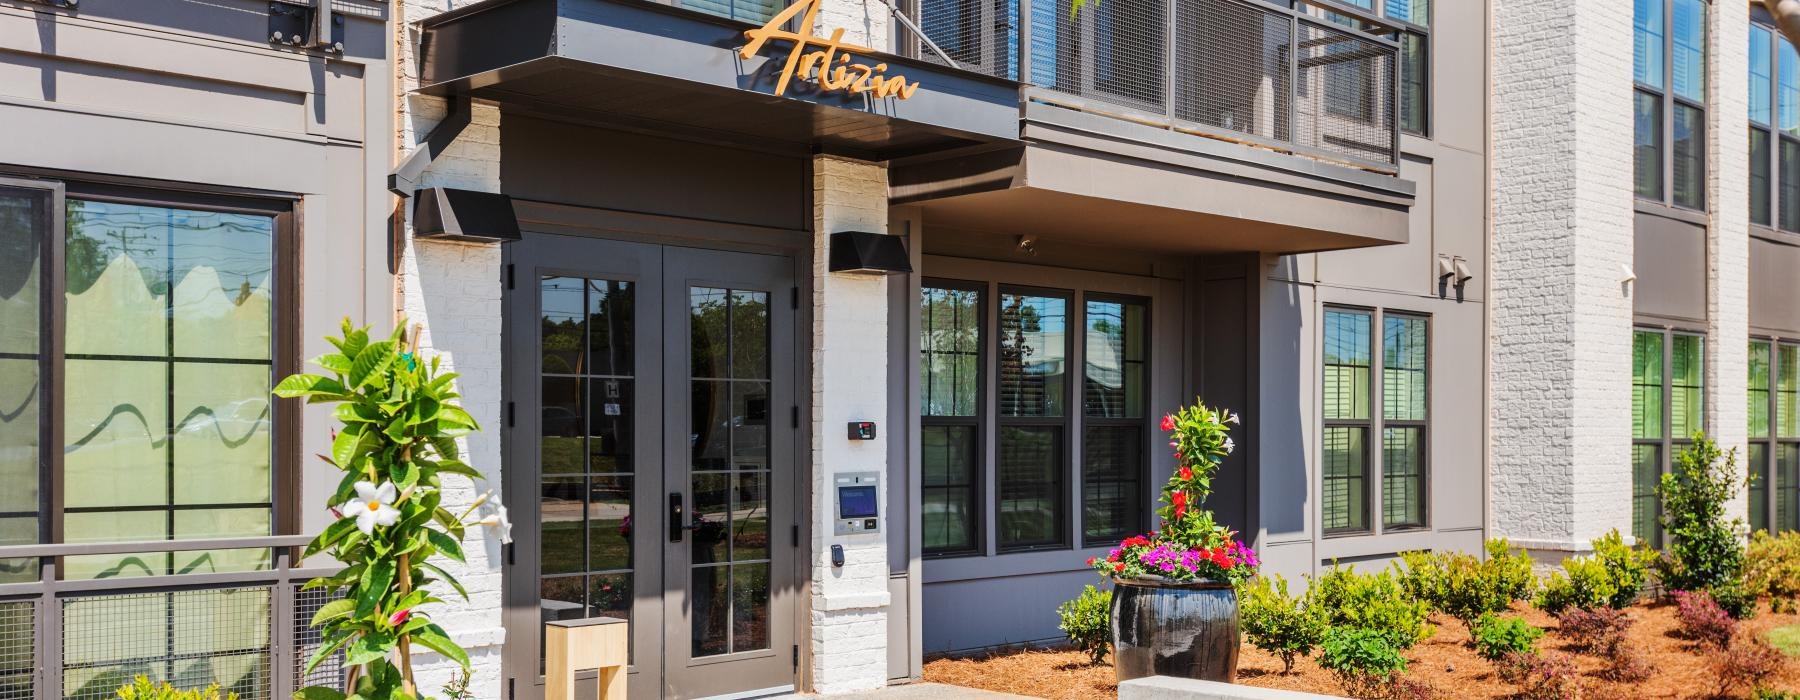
(911, 0, 1400, 169)
(0, 601, 32, 700)
(61, 587, 274, 700)
(918, 0, 1019, 78)
(293, 585, 347, 693)
(1293, 18, 1396, 166)
(1174, 0, 1291, 144)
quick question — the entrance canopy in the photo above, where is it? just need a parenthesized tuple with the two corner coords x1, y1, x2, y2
(415, 0, 1021, 160)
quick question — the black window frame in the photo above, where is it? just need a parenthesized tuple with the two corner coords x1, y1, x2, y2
(1750, 16, 1800, 232)
(1635, 0, 1709, 211)
(1632, 326, 1706, 547)
(1320, 304, 1431, 538)
(1079, 292, 1150, 548)
(920, 279, 986, 558)
(1749, 336, 1800, 534)
(994, 284, 1073, 553)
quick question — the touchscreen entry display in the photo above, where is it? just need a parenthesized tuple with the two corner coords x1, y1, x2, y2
(838, 485, 878, 518)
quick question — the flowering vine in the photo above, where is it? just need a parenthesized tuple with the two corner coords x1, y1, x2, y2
(278, 320, 507, 700)
(1089, 401, 1257, 585)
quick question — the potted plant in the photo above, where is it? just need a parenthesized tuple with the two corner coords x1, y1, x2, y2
(1088, 401, 1258, 683)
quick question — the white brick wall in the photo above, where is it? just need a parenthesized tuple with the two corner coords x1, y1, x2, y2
(1707, 1, 1752, 525)
(811, 0, 892, 50)
(1489, 0, 1637, 553)
(808, 155, 893, 694)
(396, 1, 508, 697)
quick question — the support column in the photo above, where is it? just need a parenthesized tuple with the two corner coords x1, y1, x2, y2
(808, 155, 893, 693)
(1490, 0, 1637, 556)
(396, 1, 508, 695)
(1707, 0, 1752, 524)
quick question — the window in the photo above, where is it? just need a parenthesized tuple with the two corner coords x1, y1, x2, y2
(1636, 0, 1707, 209)
(1632, 328, 1704, 545)
(1384, 0, 1430, 136)
(0, 181, 291, 583)
(1322, 307, 1428, 536)
(997, 291, 1069, 550)
(1749, 339, 1800, 533)
(918, 281, 1153, 557)
(1082, 297, 1147, 546)
(921, 283, 982, 555)
(1751, 22, 1800, 231)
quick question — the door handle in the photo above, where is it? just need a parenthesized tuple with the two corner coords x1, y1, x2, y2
(669, 492, 684, 543)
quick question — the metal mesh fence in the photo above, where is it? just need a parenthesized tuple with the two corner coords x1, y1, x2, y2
(293, 585, 347, 693)
(1293, 18, 1396, 165)
(1173, 0, 1291, 144)
(1029, 0, 1169, 113)
(61, 587, 273, 700)
(918, 0, 1019, 78)
(0, 601, 32, 700)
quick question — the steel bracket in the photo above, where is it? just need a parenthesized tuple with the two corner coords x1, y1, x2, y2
(268, 1, 345, 54)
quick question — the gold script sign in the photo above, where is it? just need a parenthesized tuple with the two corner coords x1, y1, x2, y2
(739, 0, 921, 100)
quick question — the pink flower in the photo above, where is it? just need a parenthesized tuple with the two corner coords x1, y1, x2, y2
(389, 608, 411, 626)
(1160, 414, 1176, 432)
(1179, 466, 1193, 481)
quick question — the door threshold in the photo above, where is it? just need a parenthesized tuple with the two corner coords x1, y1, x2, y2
(696, 684, 798, 700)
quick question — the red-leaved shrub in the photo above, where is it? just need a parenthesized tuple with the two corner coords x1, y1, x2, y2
(1556, 607, 1631, 654)
(1497, 652, 1582, 700)
(1673, 589, 1737, 649)
(1712, 635, 1785, 697)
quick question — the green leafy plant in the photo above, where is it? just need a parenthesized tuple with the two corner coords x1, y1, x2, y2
(277, 320, 505, 700)
(1471, 613, 1543, 661)
(1240, 574, 1327, 674)
(1397, 540, 1535, 634)
(1312, 564, 1433, 650)
(113, 677, 237, 700)
(1709, 578, 1757, 620)
(1056, 585, 1112, 665)
(1744, 530, 1800, 611)
(1318, 626, 1409, 700)
(1656, 435, 1747, 593)
(1590, 529, 1654, 608)
(1536, 530, 1653, 615)
(440, 670, 474, 700)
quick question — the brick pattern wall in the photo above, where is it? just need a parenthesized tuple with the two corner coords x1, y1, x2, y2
(1490, 0, 1637, 553)
(808, 155, 894, 693)
(1707, 1, 1751, 525)
(396, 1, 508, 697)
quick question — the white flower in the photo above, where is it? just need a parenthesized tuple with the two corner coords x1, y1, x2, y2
(1226, 412, 1240, 425)
(1223, 437, 1235, 454)
(479, 503, 514, 544)
(343, 481, 401, 535)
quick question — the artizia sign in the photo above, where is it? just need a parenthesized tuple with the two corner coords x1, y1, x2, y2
(739, 0, 921, 100)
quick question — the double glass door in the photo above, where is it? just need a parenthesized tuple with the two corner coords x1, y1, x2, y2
(503, 234, 798, 700)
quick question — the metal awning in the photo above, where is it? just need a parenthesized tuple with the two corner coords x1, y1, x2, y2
(415, 0, 1022, 160)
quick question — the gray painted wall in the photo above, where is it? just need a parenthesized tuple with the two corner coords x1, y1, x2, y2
(0, 0, 393, 542)
(1253, 0, 1491, 579)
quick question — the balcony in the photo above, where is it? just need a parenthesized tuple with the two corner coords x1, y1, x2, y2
(911, 0, 1404, 173)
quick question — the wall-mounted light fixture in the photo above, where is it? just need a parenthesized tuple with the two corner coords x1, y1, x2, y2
(1016, 234, 1038, 256)
(828, 231, 913, 274)
(413, 187, 522, 243)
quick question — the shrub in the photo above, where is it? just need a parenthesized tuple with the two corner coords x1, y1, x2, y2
(113, 677, 237, 700)
(1055, 585, 1112, 665)
(1744, 530, 1800, 607)
(1656, 436, 1748, 593)
(1319, 626, 1409, 700)
(1240, 574, 1327, 674)
(1397, 540, 1536, 634)
(1673, 589, 1738, 649)
(1712, 636, 1786, 698)
(1472, 613, 1544, 661)
(1709, 578, 1758, 620)
(1536, 556, 1616, 616)
(1496, 652, 1582, 700)
(1755, 689, 1800, 700)
(1555, 606, 1631, 655)
(1591, 529, 1654, 608)
(1313, 564, 1433, 649)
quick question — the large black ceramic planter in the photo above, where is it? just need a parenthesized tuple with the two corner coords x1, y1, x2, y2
(1110, 577, 1239, 683)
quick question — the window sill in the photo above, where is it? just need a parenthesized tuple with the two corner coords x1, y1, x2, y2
(1634, 198, 1710, 226)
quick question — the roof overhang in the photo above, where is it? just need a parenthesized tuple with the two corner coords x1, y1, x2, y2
(890, 102, 1415, 255)
(415, 0, 1022, 160)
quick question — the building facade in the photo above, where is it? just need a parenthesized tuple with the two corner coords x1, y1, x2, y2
(8, 1, 1788, 700)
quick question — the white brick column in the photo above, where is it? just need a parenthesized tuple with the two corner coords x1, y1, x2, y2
(396, 1, 507, 696)
(1490, 0, 1637, 555)
(1707, 0, 1751, 525)
(808, 155, 892, 693)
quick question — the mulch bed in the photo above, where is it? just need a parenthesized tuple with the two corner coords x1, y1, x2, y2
(922, 601, 1800, 699)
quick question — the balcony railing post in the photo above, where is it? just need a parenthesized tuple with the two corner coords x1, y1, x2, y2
(1390, 30, 1401, 165)
(1287, 13, 1299, 149)
(1163, 0, 1176, 122)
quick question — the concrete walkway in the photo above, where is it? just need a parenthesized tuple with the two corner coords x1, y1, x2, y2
(769, 682, 1037, 699)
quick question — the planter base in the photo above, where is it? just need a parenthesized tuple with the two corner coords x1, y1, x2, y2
(1110, 578, 1240, 683)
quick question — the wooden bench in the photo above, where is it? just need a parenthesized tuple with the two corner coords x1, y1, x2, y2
(545, 617, 628, 700)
